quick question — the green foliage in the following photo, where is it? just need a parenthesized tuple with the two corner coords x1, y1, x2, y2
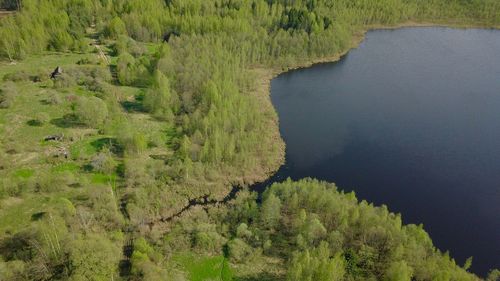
(143, 70, 175, 120)
(260, 193, 282, 229)
(90, 148, 117, 174)
(74, 96, 108, 127)
(385, 261, 413, 281)
(288, 242, 345, 281)
(229, 179, 481, 281)
(487, 269, 500, 281)
(0, 1, 498, 280)
(0, 81, 16, 108)
(227, 238, 254, 263)
(68, 234, 121, 281)
(116, 52, 149, 86)
(105, 17, 128, 39)
(175, 254, 233, 281)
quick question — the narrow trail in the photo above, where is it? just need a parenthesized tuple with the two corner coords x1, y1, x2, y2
(95, 43, 110, 65)
(88, 27, 117, 82)
(88, 26, 110, 66)
(118, 195, 134, 279)
(89, 27, 133, 279)
(0, 9, 16, 18)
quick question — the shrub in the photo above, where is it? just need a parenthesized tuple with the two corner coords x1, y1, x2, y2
(53, 73, 77, 89)
(90, 148, 117, 174)
(0, 82, 16, 108)
(3, 71, 31, 82)
(46, 92, 62, 105)
(117, 52, 137, 85)
(105, 17, 128, 39)
(74, 96, 108, 127)
(227, 238, 254, 263)
(76, 56, 99, 65)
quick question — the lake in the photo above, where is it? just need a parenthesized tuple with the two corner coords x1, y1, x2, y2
(264, 27, 500, 275)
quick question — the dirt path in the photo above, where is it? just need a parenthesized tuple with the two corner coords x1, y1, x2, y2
(0, 10, 15, 18)
(95, 43, 110, 65)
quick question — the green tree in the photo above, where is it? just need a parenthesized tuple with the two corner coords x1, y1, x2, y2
(74, 96, 108, 127)
(260, 192, 282, 229)
(287, 242, 345, 281)
(143, 70, 174, 120)
(105, 17, 128, 39)
(68, 234, 121, 281)
(385, 261, 413, 281)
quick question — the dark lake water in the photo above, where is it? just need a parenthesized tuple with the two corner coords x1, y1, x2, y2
(265, 28, 500, 275)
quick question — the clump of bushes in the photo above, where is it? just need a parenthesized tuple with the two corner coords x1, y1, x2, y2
(3, 70, 32, 82)
(90, 148, 117, 174)
(0, 82, 17, 108)
(45, 92, 62, 105)
(76, 55, 100, 65)
(113, 35, 146, 57)
(103, 17, 128, 39)
(74, 96, 108, 127)
(3, 68, 52, 83)
(53, 73, 77, 89)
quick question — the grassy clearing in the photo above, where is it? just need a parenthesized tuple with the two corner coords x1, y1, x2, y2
(0, 193, 76, 234)
(0, 52, 90, 77)
(0, 42, 171, 243)
(174, 253, 233, 281)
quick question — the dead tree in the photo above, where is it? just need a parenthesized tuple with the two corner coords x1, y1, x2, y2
(50, 66, 62, 79)
(44, 133, 64, 142)
(163, 31, 180, 43)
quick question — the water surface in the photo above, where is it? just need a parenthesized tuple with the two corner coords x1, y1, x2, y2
(265, 27, 500, 275)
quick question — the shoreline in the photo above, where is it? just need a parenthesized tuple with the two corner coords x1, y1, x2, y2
(254, 20, 500, 185)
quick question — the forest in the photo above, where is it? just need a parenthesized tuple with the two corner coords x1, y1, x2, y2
(0, 0, 499, 280)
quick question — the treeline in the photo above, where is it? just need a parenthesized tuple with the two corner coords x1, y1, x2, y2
(2, 0, 499, 61)
(0, 0, 19, 10)
(0, 0, 95, 60)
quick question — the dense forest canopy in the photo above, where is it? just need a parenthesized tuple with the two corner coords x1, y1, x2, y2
(0, 0, 19, 10)
(0, 0, 499, 280)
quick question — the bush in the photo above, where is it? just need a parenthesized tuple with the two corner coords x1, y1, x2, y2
(90, 148, 117, 174)
(0, 82, 16, 108)
(36, 172, 74, 193)
(104, 17, 128, 39)
(143, 70, 174, 120)
(46, 92, 62, 105)
(76, 56, 99, 65)
(227, 238, 254, 263)
(117, 52, 137, 85)
(53, 73, 77, 89)
(74, 96, 108, 127)
(3, 71, 31, 82)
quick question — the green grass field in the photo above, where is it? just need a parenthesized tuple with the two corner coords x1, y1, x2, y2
(175, 253, 233, 281)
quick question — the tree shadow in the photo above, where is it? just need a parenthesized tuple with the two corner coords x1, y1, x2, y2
(90, 137, 123, 155)
(26, 119, 43, 126)
(50, 114, 84, 128)
(31, 212, 47, 221)
(121, 92, 146, 113)
(120, 100, 144, 113)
